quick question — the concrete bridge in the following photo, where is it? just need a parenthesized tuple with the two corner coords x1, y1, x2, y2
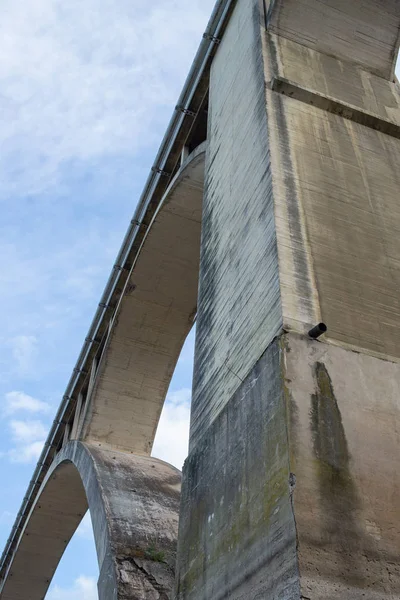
(2, 0, 400, 598)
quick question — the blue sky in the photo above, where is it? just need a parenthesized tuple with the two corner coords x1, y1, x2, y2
(0, 1, 215, 598)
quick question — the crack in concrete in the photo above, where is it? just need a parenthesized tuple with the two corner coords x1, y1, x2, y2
(131, 558, 170, 600)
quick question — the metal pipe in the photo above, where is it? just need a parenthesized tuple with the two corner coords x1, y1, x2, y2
(308, 323, 327, 339)
(0, 0, 236, 582)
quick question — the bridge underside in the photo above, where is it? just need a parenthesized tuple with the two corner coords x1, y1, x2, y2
(81, 143, 206, 454)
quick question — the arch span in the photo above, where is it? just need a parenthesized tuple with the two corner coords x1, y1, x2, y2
(80, 143, 206, 454)
(0, 441, 181, 600)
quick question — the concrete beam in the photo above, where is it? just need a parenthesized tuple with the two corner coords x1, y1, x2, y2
(267, 0, 400, 80)
(0, 442, 180, 600)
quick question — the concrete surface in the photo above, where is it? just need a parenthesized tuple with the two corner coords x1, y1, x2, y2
(267, 0, 400, 80)
(189, 0, 282, 450)
(0, 442, 181, 600)
(176, 339, 299, 599)
(265, 32, 400, 358)
(285, 334, 400, 599)
(270, 34, 400, 130)
(177, 333, 400, 598)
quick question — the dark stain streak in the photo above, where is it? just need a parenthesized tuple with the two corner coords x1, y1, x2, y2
(268, 34, 315, 316)
(311, 362, 351, 473)
(190, 0, 281, 449)
(310, 361, 365, 586)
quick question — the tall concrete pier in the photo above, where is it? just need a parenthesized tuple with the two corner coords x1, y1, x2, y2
(1, 0, 400, 598)
(176, 0, 400, 598)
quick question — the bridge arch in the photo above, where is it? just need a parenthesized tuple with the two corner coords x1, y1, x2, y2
(78, 142, 206, 455)
(0, 441, 181, 600)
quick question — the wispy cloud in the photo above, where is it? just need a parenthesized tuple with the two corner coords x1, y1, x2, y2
(3, 415, 47, 464)
(0, 0, 216, 199)
(8, 441, 45, 464)
(9, 419, 48, 444)
(0, 511, 15, 527)
(46, 575, 98, 600)
(1, 394, 49, 463)
(9, 335, 38, 377)
(3, 391, 51, 415)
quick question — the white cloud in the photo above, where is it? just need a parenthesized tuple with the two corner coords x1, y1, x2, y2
(0, 511, 15, 527)
(152, 388, 191, 470)
(1, 407, 49, 464)
(3, 391, 51, 415)
(9, 419, 48, 443)
(9, 335, 38, 376)
(46, 576, 98, 600)
(0, 0, 216, 199)
(8, 440, 45, 464)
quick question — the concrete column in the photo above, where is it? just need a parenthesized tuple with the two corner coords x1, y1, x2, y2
(84, 445, 181, 600)
(176, 0, 400, 598)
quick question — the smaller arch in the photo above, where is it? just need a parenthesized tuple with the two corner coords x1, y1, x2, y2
(0, 441, 181, 600)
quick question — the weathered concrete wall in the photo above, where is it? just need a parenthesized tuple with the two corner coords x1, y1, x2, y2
(190, 0, 282, 449)
(275, 94, 400, 356)
(178, 331, 400, 599)
(263, 5, 400, 359)
(270, 35, 400, 129)
(0, 442, 180, 600)
(284, 334, 400, 598)
(176, 340, 299, 599)
(177, 0, 289, 596)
